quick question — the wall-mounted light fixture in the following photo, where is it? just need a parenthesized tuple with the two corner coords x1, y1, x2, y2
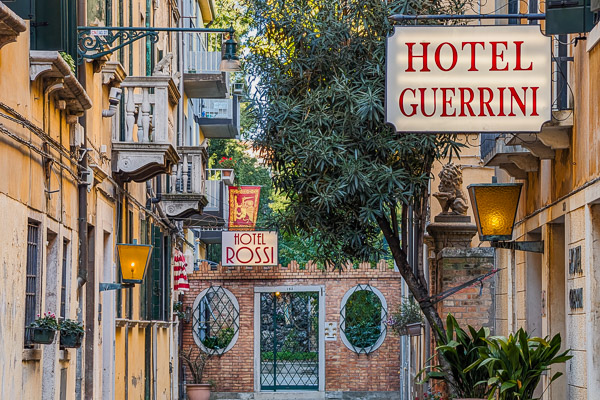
(467, 183, 543, 253)
(100, 240, 153, 291)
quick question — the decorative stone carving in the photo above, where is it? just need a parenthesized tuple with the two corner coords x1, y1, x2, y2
(0, 3, 26, 50)
(153, 52, 173, 76)
(101, 61, 127, 87)
(433, 163, 469, 216)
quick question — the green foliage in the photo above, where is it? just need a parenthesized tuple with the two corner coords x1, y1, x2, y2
(59, 319, 84, 335)
(59, 52, 76, 73)
(173, 301, 186, 319)
(389, 297, 423, 335)
(201, 327, 235, 350)
(467, 329, 572, 400)
(244, 0, 465, 267)
(207, 139, 272, 226)
(419, 314, 490, 398)
(180, 347, 209, 384)
(30, 311, 59, 330)
(343, 290, 383, 349)
(261, 350, 317, 362)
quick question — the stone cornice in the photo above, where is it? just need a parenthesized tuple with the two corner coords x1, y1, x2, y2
(30, 51, 93, 115)
(0, 3, 26, 50)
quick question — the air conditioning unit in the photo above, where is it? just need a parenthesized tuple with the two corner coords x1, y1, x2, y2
(232, 82, 244, 95)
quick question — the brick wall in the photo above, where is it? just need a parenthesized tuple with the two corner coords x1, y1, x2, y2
(435, 248, 496, 331)
(180, 261, 402, 393)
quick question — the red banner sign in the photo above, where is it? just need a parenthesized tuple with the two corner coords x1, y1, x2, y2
(228, 186, 261, 230)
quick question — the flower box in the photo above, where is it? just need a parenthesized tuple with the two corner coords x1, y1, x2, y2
(60, 331, 84, 348)
(31, 327, 56, 344)
(406, 322, 423, 336)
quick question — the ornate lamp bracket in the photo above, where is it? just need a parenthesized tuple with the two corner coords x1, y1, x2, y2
(77, 26, 235, 64)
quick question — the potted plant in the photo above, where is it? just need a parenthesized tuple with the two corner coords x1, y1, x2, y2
(467, 328, 572, 400)
(59, 319, 84, 348)
(180, 347, 212, 400)
(389, 296, 423, 336)
(217, 157, 236, 184)
(418, 314, 489, 400)
(29, 312, 59, 344)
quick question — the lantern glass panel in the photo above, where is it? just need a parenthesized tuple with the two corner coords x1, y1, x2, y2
(468, 183, 522, 241)
(117, 244, 152, 284)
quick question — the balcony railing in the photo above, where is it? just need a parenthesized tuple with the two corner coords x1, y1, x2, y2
(183, 31, 229, 98)
(112, 75, 181, 182)
(167, 148, 206, 196)
(162, 147, 208, 219)
(195, 97, 240, 139)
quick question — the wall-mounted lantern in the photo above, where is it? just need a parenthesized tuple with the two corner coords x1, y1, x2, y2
(220, 31, 241, 72)
(100, 241, 153, 291)
(467, 183, 543, 253)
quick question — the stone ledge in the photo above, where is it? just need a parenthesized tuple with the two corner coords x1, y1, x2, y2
(0, 3, 26, 50)
(59, 349, 70, 362)
(22, 348, 41, 362)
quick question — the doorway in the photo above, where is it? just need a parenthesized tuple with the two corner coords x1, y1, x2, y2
(254, 286, 325, 392)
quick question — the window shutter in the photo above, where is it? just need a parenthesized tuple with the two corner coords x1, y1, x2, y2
(150, 225, 162, 320)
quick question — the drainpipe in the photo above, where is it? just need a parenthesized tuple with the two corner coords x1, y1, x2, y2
(76, 1, 88, 399)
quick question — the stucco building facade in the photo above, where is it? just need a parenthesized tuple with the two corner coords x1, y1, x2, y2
(0, 0, 237, 398)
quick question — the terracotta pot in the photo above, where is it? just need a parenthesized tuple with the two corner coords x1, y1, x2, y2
(186, 384, 211, 400)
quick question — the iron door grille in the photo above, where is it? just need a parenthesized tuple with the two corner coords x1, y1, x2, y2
(25, 222, 40, 346)
(260, 292, 319, 391)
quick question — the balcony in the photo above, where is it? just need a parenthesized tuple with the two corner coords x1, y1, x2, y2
(112, 75, 181, 182)
(183, 32, 229, 98)
(194, 97, 240, 139)
(187, 169, 231, 228)
(482, 111, 572, 179)
(162, 147, 209, 219)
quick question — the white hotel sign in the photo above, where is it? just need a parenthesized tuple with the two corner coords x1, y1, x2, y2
(386, 25, 551, 133)
(222, 231, 278, 266)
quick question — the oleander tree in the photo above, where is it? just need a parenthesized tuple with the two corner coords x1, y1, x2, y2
(243, 0, 473, 393)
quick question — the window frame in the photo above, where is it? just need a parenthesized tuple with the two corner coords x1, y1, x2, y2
(339, 284, 388, 354)
(24, 220, 41, 347)
(192, 286, 240, 355)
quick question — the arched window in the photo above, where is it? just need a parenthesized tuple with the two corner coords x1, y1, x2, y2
(340, 284, 388, 354)
(192, 286, 240, 355)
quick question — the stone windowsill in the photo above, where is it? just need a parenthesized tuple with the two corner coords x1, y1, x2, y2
(22, 348, 41, 362)
(59, 349, 71, 362)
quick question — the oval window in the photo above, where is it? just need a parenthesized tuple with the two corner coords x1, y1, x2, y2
(340, 284, 388, 354)
(192, 286, 240, 355)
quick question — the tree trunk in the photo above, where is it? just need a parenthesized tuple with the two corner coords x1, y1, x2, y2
(375, 214, 459, 397)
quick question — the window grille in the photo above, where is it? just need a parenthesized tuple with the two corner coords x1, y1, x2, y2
(192, 286, 240, 355)
(339, 284, 388, 354)
(25, 221, 40, 346)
